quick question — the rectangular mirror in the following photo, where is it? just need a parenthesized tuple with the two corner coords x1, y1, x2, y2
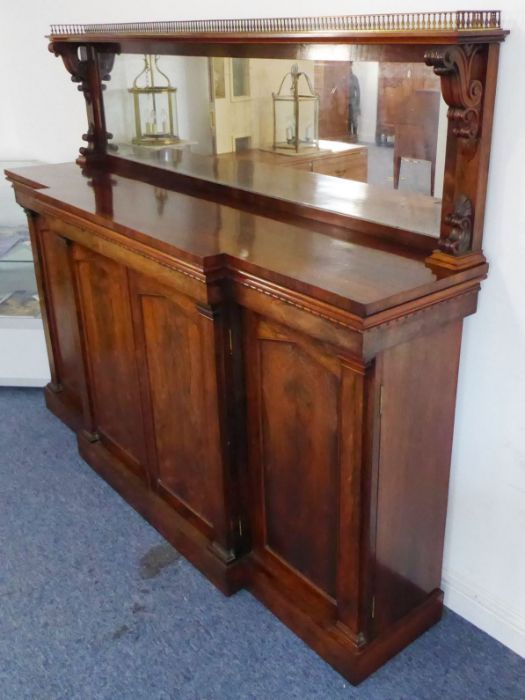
(104, 52, 447, 238)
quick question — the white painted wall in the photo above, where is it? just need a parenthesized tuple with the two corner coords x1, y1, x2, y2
(1, 0, 524, 658)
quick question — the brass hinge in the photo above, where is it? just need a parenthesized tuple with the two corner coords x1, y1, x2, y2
(238, 518, 243, 537)
(228, 328, 234, 355)
(371, 596, 376, 619)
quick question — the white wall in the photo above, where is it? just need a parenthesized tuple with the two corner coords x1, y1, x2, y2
(1, 0, 524, 658)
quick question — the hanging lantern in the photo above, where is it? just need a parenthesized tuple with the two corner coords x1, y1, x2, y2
(272, 64, 319, 153)
(128, 55, 180, 146)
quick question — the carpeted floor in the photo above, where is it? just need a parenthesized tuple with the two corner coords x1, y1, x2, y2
(1, 388, 523, 700)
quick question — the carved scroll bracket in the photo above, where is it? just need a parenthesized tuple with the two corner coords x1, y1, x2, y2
(424, 45, 483, 140)
(49, 42, 119, 163)
(440, 195, 473, 255)
(48, 43, 116, 102)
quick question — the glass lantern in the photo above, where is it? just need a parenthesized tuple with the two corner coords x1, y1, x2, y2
(128, 55, 180, 146)
(272, 64, 319, 153)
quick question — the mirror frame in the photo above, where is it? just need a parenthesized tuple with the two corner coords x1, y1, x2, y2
(48, 11, 508, 269)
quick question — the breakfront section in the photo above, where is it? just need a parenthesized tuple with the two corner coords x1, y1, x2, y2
(26, 213, 245, 593)
(236, 276, 476, 680)
(6, 9, 508, 687)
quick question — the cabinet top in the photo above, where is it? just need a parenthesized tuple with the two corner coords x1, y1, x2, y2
(6, 162, 486, 319)
(48, 11, 508, 44)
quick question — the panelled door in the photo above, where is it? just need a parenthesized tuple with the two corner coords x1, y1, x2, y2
(243, 311, 374, 639)
(127, 270, 234, 547)
(37, 225, 85, 414)
(71, 244, 236, 553)
(72, 245, 149, 481)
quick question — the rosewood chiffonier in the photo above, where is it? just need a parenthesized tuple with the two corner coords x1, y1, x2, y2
(6, 11, 507, 684)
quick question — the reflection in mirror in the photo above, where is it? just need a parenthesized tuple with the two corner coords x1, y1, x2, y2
(231, 58, 251, 98)
(211, 58, 226, 99)
(128, 55, 180, 146)
(104, 54, 446, 235)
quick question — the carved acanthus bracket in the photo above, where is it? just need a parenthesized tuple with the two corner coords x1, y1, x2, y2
(424, 45, 483, 140)
(440, 195, 473, 255)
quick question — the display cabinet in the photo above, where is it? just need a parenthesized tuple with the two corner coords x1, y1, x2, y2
(6, 11, 508, 684)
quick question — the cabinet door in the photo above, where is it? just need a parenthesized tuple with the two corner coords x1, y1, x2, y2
(244, 312, 371, 634)
(128, 271, 235, 549)
(72, 245, 148, 479)
(34, 223, 85, 420)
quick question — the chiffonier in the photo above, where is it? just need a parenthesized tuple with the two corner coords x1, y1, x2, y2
(6, 11, 508, 683)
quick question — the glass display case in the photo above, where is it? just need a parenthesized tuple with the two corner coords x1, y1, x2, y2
(0, 162, 40, 319)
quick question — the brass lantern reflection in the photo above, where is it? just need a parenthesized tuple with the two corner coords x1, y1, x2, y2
(272, 64, 319, 153)
(129, 55, 180, 146)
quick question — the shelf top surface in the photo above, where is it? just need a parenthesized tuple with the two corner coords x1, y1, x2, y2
(116, 146, 442, 241)
(6, 162, 484, 317)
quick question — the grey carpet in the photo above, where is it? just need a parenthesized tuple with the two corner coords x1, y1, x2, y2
(0, 388, 523, 699)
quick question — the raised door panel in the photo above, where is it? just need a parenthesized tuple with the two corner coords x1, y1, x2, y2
(129, 272, 229, 540)
(38, 226, 84, 411)
(72, 246, 147, 475)
(246, 315, 346, 600)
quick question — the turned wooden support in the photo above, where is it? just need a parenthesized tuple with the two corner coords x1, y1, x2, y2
(49, 42, 119, 165)
(425, 43, 500, 267)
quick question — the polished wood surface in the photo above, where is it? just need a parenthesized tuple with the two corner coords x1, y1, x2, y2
(114, 147, 437, 239)
(8, 158, 484, 683)
(373, 321, 463, 632)
(6, 11, 508, 686)
(72, 246, 148, 476)
(245, 314, 341, 599)
(215, 142, 368, 182)
(7, 162, 485, 319)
